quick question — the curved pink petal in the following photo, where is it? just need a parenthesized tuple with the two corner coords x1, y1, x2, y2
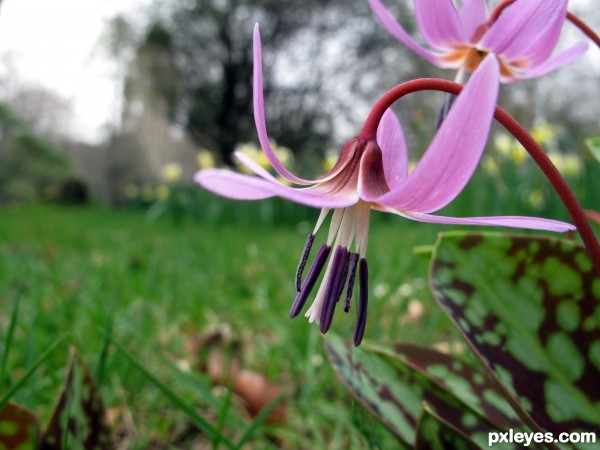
(253, 24, 312, 185)
(458, 0, 487, 43)
(195, 169, 358, 208)
(414, 0, 466, 50)
(480, 0, 568, 63)
(374, 55, 500, 213)
(376, 108, 408, 190)
(234, 150, 279, 183)
(253, 24, 360, 186)
(391, 210, 575, 233)
(368, 0, 442, 65)
(196, 169, 275, 201)
(514, 43, 588, 81)
(237, 138, 360, 186)
(357, 141, 390, 201)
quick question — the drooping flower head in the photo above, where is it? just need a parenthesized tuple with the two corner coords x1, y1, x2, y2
(369, 0, 588, 82)
(195, 24, 574, 345)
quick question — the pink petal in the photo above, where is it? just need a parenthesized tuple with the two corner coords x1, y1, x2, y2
(376, 109, 408, 190)
(194, 169, 358, 208)
(253, 24, 313, 185)
(234, 150, 279, 182)
(515, 43, 588, 81)
(521, 9, 565, 67)
(458, 0, 487, 43)
(357, 141, 390, 201)
(392, 210, 575, 233)
(253, 24, 359, 186)
(374, 55, 500, 213)
(480, 0, 568, 63)
(414, 0, 466, 50)
(367, 0, 442, 65)
(235, 141, 364, 190)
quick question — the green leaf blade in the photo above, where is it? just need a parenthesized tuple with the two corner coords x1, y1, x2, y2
(585, 137, 600, 164)
(415, 403, 482, 450)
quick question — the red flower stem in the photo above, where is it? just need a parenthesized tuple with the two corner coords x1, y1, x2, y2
(567, 12, 600, 48)
(359, 78, 600, 273)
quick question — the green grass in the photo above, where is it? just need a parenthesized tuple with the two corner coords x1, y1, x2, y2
(0, 202, 484, 448)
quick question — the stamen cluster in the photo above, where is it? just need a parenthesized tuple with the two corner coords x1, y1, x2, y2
(292, 203, 371, 346)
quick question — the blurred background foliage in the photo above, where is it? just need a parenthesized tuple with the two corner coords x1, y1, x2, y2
(0, 101, 78, 203)
(0, 0, 597, 214)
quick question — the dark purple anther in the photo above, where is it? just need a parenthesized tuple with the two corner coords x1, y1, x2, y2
(343, 253, 359, 312)
(290, 244, 331, 318)
(335, 249, 351, 303)
(319, 246, 349, 334)
(353, 258, 368, 346)
(295, 234, 315, 292)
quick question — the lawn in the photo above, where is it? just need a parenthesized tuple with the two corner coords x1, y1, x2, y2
(0, 202, 497, 448)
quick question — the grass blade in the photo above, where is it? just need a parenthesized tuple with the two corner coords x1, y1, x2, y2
(114, 340, 237, 450)
(212, 384, 234, 450)
(0, 335, 66, 410)
(235, 391, 286, 448)
(95, 317, 113, 386)
(0, 289, 21, 387)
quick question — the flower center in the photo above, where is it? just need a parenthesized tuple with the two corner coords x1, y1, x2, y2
(290, 201, 371, 346)
(442, 46, 522, 79)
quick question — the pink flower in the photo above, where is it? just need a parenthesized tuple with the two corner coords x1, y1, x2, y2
(368, 0, 588, 82)
(195, 24, 574, 345)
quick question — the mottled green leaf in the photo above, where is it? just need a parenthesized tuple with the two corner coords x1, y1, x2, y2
(40, 347, 112, 449)
(585, 137, 600, 164)
(0, 402, 38, 450)
(415, 403, 481, 450)
(365, 342, 522, 430)
(325, 334, 522, 449)
(430, 232, 600, 441)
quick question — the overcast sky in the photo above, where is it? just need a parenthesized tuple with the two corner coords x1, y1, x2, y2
(0, 0, 149, 143)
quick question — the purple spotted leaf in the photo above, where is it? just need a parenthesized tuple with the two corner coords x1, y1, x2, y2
(415, 402, 481, 450)
(0, 402, 39, 449)
(325, 334, 532, 449)
(430, 232, 600, 444)
(367, 342, 523, 430)
(40, 347, 112, 449)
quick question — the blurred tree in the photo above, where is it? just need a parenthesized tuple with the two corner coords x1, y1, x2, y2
(109, 20, 199, 205)
(0, 102, 75, 203)
(7, 86, 73, 141)
(0, 55, 75, 142)
(120, 0, 415, 169)
(0, 101, 25, 147)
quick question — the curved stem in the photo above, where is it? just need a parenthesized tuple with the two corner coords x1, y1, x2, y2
(359, 78, 600, 273)
(568, 12, 600, 48)
(487, 0, 517, 26)
(494, 108, 600, 273)
(360, 78, 453, 139)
